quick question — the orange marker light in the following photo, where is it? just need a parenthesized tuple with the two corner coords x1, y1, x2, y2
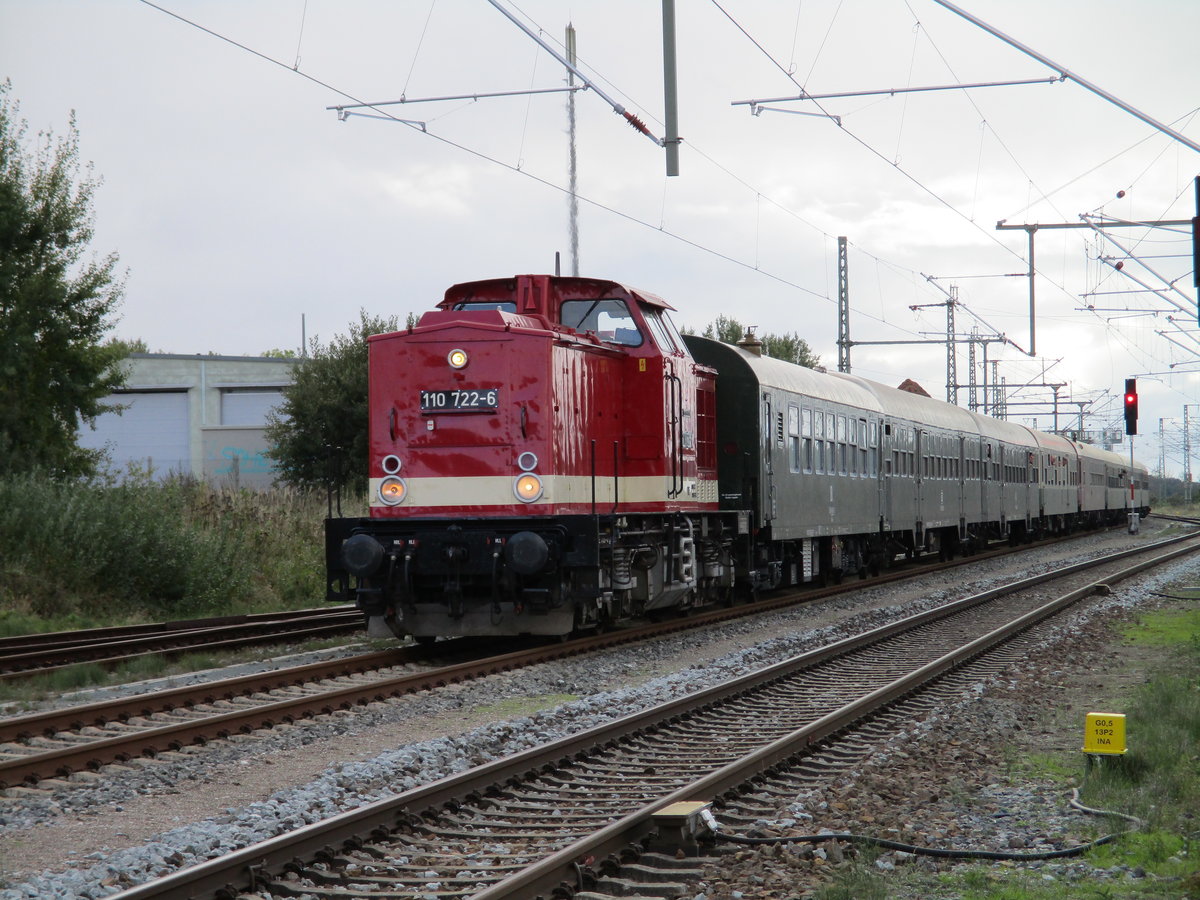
(379, 476, 407, 505)
(514, 473, 543, 502)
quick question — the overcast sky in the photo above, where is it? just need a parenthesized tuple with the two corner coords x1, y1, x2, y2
(3, 1, 1198, 473)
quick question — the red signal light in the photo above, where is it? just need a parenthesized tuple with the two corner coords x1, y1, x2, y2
(1123, 378, 1138, 435)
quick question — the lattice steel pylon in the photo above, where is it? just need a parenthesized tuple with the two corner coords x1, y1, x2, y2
(946, 286, 958, 405)
(837, 236, 851, 373)
(968, 326, 979, 411)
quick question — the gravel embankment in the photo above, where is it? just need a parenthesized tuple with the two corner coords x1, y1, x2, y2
(0, 524, 1189, 899)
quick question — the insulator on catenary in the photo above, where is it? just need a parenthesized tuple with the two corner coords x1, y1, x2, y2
(623, 111, 652, 136)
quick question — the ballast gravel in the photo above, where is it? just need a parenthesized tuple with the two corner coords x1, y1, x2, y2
(0, 524, 1190, 899)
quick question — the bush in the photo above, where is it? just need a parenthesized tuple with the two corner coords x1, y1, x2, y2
(0, 472, 344, 629)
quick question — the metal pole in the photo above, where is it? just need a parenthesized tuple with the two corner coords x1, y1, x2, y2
(968, 327, 978, 411)
(1186, 405, 1194, 503)
(1158, 418, 1166, 479)
(566, 23, 580, 276)
(837, 236, 851, 372)
(662, 0, 680, 176)
(1128, 434, 1138, 532)
(946, 286, 958, 404)
(1026, 226, 1036, 356)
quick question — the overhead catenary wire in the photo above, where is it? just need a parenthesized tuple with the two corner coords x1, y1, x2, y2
(718, 0, 1196, 388)
(135, 0, 1191, 412)
(135, 0, 954, 346)
(713, 2, 1093, 329)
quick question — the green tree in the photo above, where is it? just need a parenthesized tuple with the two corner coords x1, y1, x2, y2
(695, 316, 819, 368)
(762, 330, 820, 368)
(0, 81, 126, 476)
(701, 314, 746, 345)
(105, 336, 148, 355)
(265, 309, 398, 494)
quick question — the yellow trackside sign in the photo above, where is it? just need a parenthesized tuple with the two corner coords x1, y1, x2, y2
(1082, 712, 1127, 755)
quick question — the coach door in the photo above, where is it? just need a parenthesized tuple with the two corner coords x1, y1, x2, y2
(958, 435, 967, 538)
(762, 393, 776, 522)
(914, 428, 925, 538)
(879, 420, 892, 529)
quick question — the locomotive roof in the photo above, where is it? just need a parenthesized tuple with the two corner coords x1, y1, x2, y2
(441, 275, 676, 312)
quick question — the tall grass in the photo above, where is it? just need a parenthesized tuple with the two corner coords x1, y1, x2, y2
(0, 471, 356, 632)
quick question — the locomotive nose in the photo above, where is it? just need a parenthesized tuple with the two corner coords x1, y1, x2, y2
(505, 531, 549, 575)
(342, 533, 385, 577)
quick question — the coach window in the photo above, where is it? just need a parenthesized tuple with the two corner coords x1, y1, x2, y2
(845, 419, 854, 476)
(847, 419, 857, 476)
(561, 299, 644, 347)
(838, 415, 848, 474)
(801, 408, 813, 471)
(788, 405, 801, 473)
(814, 410, 825, 473)
(869, 421, 878, 477)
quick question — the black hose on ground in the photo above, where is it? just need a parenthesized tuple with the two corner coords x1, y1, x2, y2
(714, 789, 1143, 862)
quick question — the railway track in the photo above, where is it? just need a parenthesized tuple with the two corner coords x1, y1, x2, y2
(0, 606, 364, 682)
(0, 527, 1140, 790)
(98, 530, 1200, 900)
(1147, 511, 1200, 526)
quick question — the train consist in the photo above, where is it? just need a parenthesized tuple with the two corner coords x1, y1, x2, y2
(325, 274, 1150, 641)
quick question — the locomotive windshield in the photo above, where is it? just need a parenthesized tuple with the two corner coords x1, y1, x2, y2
(560, 298, 643, 347)
(452, 300, 518, 312)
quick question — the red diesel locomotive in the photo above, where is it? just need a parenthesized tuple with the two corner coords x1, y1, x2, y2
(325, 273, 1150, 642)
(325, 274, 747, 640)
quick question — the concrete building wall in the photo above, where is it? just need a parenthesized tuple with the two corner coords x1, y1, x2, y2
(77, 354, 297, 488)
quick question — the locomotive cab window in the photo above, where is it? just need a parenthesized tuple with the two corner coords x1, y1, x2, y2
(561, 298, 644, 346)
(643, 307, 685, 354)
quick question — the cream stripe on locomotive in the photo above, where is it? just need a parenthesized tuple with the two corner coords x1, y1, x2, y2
(369, 475, 719, 509)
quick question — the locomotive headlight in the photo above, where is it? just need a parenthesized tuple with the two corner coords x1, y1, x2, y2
(513, 472, 543, 503)
(447, 348, 468, 369)
(381, 454, 402, 475)
(378, 476, 407, 506)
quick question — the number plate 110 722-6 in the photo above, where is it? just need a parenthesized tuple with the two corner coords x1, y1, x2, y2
(419, 389, 500, 412)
